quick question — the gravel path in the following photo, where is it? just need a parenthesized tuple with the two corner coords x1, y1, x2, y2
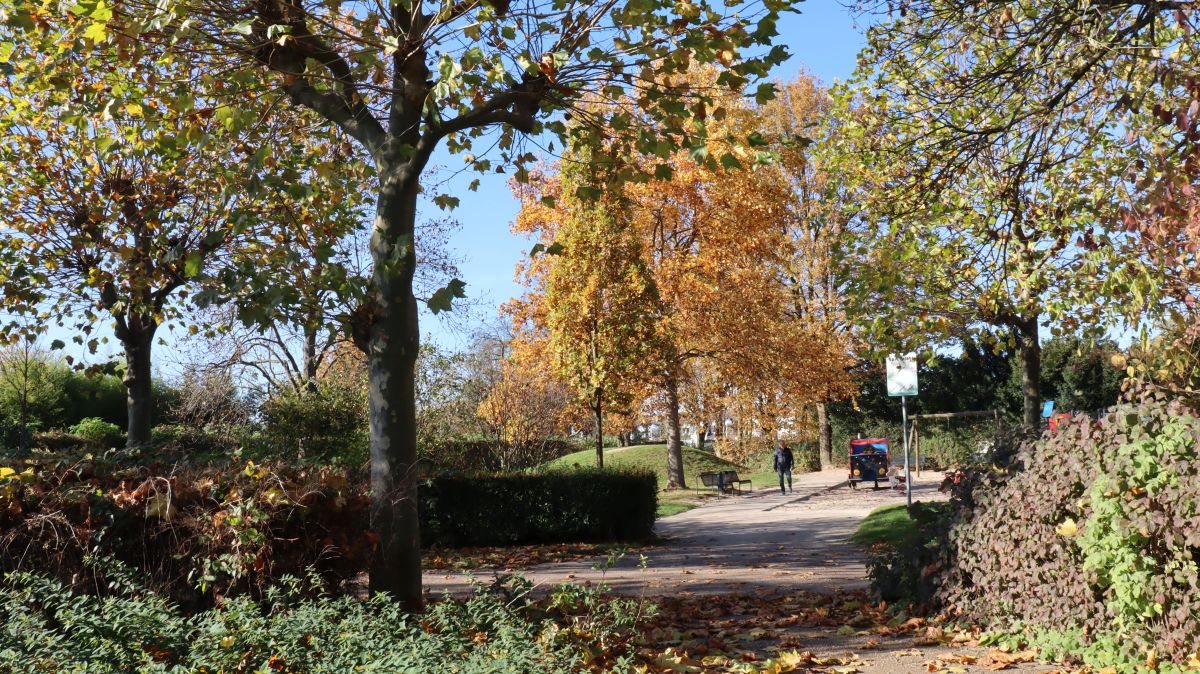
(423, 469, 1066, 673)
(424, 469, 944, 597)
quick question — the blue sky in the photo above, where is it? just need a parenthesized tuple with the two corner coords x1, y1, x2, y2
(426, 1, 869, 349)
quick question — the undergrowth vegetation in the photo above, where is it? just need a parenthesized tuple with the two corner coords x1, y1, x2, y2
(0, 571, 653, 673)
(0, 454, 657, 609)
(866, 395, 1200, 672)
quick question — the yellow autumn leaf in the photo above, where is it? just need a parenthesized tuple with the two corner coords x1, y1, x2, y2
(1055, 518, 1078, 537)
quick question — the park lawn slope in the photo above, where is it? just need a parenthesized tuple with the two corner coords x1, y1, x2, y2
(544, 444, 747, 517)
(851, 501, 951, 549)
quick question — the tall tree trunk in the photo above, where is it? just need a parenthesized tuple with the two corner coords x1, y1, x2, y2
(1017, 317, 1041, 434)
(695, 425, 707, 450)
(365, 170, 423, 611)
(593, 393, 604, 469)
(665, 376, 686, 489)
(122, 328, 155, 447)
(303, 324, 319, 392)
(816, 401, 833, 469)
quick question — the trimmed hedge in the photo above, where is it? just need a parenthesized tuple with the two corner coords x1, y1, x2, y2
(420, 469, 657, 547)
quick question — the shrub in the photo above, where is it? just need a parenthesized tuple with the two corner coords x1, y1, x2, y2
(69, 417, 125, 447)
(260, 383, 368, 467)
(422, 437, 583, 474)
(0, 458, 371, 609)
(420, 469, 657, 547)
(792, 441, 821, 472)
(0, 573, 608, 673)
(918, 396, 1200, 668)
(150, 423, 243, 459)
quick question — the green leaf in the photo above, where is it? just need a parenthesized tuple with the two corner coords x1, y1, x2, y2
(574, 185, 603, 201)
(184, 252, 203, 278)
(231, 19, 255, 35)
(753, 82, 776, 104)
(427, 278, 467, 314)
(432, 194, 460, 210)
(50, 340, 65, 350)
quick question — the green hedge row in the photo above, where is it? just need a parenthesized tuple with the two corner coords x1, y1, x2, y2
(420, 469, 657, 547)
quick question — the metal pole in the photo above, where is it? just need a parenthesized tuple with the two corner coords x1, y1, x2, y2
(913, 418, 921, 478)
(902, 395, 912, 506)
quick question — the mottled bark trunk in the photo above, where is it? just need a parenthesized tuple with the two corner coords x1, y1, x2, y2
(665, 376, 686, 489)
(365, 169, 423, 610)
(122, 328, 155, 447)
(1018, 317, 1042, 435)
(593, 394, 604, 469)
(816, 401, 833, 469)
(303, 325, 320, 392)
(695, 426, 707, 450)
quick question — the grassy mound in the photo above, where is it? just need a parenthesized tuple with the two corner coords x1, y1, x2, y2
(543, 444, 750, 517)
(544, 444, 742, 487)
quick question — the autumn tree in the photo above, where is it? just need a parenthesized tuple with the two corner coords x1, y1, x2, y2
(475, 338, 583, 470)
(758, 73, 859, 467)
(621, 85, 811, 488)
(840, 2, 1200, 430)
(0, 13, 298, 446)
(0, 335, 60, 454)
(510, 157, 661, 468)
(88, 0, 799, 604)
(516, 76, 856, 484)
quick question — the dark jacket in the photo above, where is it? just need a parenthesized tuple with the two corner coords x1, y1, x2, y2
(773, 446, 794, 472)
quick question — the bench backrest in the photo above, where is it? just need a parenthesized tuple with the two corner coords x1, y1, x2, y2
(721, 470, 741, 481)
(699, 472, 720, 487)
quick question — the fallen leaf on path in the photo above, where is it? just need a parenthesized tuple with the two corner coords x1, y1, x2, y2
(979, 648, 1037, 670)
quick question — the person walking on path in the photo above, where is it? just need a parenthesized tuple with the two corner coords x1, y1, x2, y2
(773, 440, 794, 494)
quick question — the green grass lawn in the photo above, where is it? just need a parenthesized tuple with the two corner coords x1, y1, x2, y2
(850, 504, 915, 547)
(851, 501, 951, 549)
(544, 444, 747, 517)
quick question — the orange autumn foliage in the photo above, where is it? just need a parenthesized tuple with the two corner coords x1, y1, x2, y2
(511, 72, 857, 475)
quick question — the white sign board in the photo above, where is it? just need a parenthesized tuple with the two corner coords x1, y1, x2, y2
(886, 353, 918, 397)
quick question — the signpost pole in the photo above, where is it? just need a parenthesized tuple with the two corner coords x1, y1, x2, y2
(901, 395, 911, 507)
(886, 352, 918, 508)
